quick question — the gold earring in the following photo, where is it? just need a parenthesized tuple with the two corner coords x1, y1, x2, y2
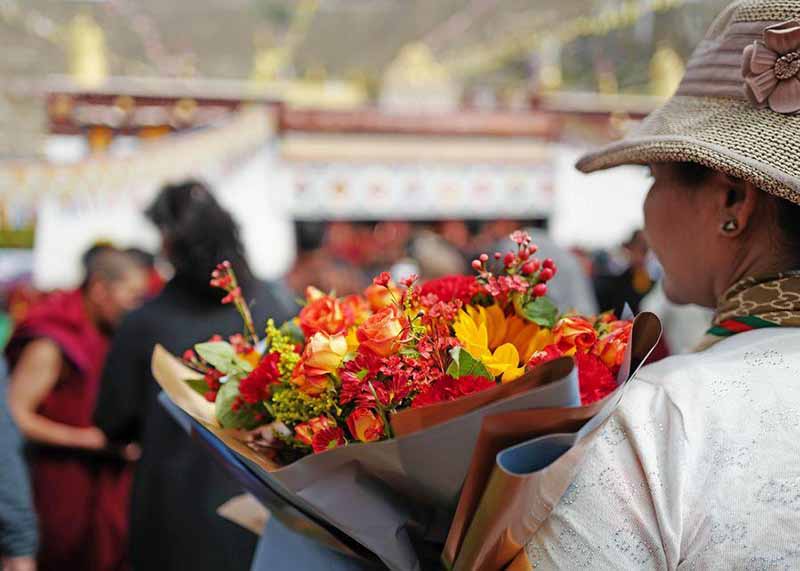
(722, 219, 738, 233)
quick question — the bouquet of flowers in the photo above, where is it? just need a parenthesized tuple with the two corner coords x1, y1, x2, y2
(181, 231, 631, 457)
(152, 230, 661, 571)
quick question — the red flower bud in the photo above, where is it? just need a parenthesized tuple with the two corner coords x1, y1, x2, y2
(519, 249, 530, 261)
(539, 268, 555, 282)
(471, 260, 483, 270)
(521, 261, 537, 275)
(543, 258, 555, 270)
(204, 390, 218, 402)
(503, 252, 516, 267)
(529, 245, 538, 255)
(533, 283, 548, 297)
(479, 253, 489, 262)
(494, 252, 502, 260)
(401, 274, 418, 287)
(373, 271, 392, 287)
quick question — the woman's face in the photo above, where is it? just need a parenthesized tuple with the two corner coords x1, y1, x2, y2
(643, 164, 721, 307)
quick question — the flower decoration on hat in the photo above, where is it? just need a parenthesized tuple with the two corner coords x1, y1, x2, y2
(742, 19, 800, 114)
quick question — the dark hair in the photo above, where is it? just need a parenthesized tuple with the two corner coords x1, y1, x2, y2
(81, 247, 142, 290)
(124, 247, 156, 269)
(145, 180, 253, 291)
(670, 162, 800, 266)
(81, 241, 115, 271)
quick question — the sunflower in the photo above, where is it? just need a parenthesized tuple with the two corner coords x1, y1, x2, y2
(453, 304, 554, 383)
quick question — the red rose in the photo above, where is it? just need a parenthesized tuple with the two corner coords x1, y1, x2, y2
(290, 360, 332, 397)
(554, 317, 598, 354)
(364, 282, 399, 312)
(593, 321, 632, 374)
(346, 408, 386, 443)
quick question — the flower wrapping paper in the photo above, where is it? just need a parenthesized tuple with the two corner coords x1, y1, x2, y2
(152, 312, 661, 571)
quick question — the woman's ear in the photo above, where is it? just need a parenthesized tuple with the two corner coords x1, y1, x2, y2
(716, 174, 759, 238)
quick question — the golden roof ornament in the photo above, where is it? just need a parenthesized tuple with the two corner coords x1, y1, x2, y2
(649, 43, 684, 98)
(68, 13, 108, 88)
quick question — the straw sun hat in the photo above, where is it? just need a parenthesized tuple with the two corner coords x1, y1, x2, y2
(577, 0, 800, 205)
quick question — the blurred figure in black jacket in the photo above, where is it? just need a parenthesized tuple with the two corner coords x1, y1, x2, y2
(94, 181, 295, 571)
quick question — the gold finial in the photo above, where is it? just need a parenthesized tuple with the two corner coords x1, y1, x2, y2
(68, 13, 108, 88)
(383, 43, 452, 89)
(650, 43, 684, 98)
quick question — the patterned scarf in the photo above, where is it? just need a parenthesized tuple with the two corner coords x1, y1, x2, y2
(696, 271, 800, 351)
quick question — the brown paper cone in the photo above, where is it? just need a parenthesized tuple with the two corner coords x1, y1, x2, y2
(390, 358, 574, 438)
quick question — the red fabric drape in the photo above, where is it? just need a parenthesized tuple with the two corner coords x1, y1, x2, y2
(7, 290, 132, 571)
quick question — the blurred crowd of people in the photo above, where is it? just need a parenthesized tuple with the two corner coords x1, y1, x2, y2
(0, 181, 708, 571)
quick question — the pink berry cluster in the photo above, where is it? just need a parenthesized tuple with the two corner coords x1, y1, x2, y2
(470, 231, 558, 300)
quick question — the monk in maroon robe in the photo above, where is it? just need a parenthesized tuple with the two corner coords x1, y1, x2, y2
(6, 249, 147, 571)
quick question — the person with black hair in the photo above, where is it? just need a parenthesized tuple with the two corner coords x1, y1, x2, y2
(94, 181, 296, 571)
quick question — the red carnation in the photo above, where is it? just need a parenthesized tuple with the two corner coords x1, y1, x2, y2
(419, 275, 480, 306)
(311, 427, 347, 454)
(238, 352, 281, 404)
(411, 375, 495, 408)
(575, 352, 618, 405)
(528, 344, 564, 368)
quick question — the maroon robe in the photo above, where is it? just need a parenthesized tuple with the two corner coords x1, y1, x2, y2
(7, 289, 131, 571)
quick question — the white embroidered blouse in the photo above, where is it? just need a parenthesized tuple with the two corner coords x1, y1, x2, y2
(524, 327, 800, 569)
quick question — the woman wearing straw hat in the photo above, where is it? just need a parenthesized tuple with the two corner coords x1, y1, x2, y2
(511, 1, 800, 568)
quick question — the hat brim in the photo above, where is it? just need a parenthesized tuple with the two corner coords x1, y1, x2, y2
(575, 95, 800, 205)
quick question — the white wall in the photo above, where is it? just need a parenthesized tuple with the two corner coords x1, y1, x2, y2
(33, 144, 295, 290)
(551, 145, 649, 250)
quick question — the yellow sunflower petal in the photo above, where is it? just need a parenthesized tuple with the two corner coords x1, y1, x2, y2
(485, 304, 509, 350)
(483, 343, 521, 376)
(501, 366, 526, 383)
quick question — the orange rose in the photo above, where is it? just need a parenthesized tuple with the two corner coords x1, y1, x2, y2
(302, 332, 348, 377)
(291, 361, 332, 396)
(341, 294, 371, 326)
(294, 422, 314, 445)
(299, 295, 350, 337)
(364, 283, 398, 312)
(553, 317, 598, 355)
(294, 416, 337, 446)
(356, 306, 406, 357)
(346, 408, 385, 443)
(593, 321, 632, 372)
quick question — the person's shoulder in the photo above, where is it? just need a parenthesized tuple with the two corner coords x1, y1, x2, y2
(623, 327, 800, 421)
(115, 293, 170, 334)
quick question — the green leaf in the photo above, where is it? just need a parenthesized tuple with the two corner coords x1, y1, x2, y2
(521, 297, 559, 328)
(446, 347, 493, 380)
(279, 320, 305, 345)
(195, 342, 239, 375)
(215, 379, 263, 430)
(234, 355, 255, 373)
(399, 347, 420, 359)
(185, 378, 209, 397)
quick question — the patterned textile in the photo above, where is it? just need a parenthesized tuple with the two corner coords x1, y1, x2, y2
(695, 271, 800, 351)
(515, 328, 800, 570)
